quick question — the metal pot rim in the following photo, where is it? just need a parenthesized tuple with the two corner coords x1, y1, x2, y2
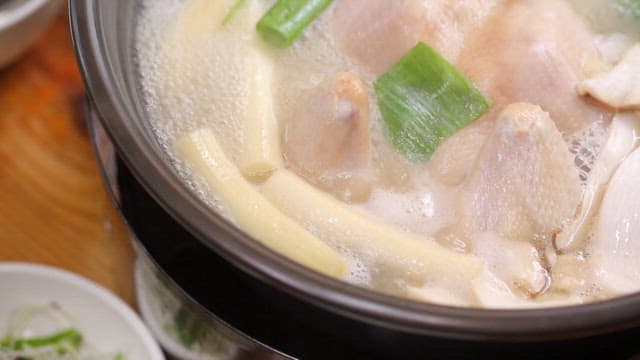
(69, 0, 640, 341)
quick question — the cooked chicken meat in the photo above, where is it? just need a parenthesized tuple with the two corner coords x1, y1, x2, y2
(331, 0, 499, 74)
(459, 0, 610, 133)
(457, 103, 581, 242)
(283, 72, 372, 202)
(429, 0, 613, 188)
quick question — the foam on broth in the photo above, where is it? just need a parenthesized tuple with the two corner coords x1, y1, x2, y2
(136, 0, 635, 307)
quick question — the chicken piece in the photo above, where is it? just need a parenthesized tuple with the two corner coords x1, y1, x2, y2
(592, 147, 640, 294)
(372, 142, 414, 192)
(331, 0, 499, 75)
(446, 103, 582, 300)
(457, 103, 582, 242)
(459, 0, 610, 133)
(418, 0, 500, 64)
(283, 72, 372, 202)
(556, 113, 640, 252)
(578, 44, 640, 110)
(427, 116, 494, 187)
(429, 0, 610, 187)
(331, 0, 418, 75)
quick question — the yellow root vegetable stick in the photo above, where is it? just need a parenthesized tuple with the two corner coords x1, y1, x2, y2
(260, 169, 483, 286)
(175, 129, 347, 278)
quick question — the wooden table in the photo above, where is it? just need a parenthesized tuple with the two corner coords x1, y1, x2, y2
(0, 13, 135, 305)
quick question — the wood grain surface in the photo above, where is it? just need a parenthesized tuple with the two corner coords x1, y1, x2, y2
(0, 13, 135, 304)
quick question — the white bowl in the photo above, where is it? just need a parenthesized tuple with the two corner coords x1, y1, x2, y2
(0, 0, 62, 68)
(0, 262, 165, 359)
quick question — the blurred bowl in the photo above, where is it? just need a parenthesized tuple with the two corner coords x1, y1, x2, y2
(0, 262, 165, 359)
(0, 0, 62, 69)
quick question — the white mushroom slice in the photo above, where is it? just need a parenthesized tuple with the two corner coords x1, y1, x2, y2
(472, 232, 549, 297)
(593, 33, 635, 66)
(556, 113, 640, 252)
(583, 34, 634, 76)
(457, 103, 582, 242)
(578, 44, 640, 110)
(283, 72, 372, 202)
(593, 147, 640, 294)
(548, 253, 588, 295)
(472, 271, 538, 309)
(472, 271, 581, 309)
(405, 286, 474, 307)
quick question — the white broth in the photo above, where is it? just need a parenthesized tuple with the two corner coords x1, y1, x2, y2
(137, 0, 640, 308)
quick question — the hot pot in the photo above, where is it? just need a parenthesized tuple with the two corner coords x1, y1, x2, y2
(70, 1, 640, 358)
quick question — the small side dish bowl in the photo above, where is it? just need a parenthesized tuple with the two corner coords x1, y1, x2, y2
(0, 0, 62, 69)
(0, 262, 165, 359)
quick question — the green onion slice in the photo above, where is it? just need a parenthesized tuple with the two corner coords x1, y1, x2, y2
(374, 42, 491, 162)
(0, 328, 82, 352)
(222, 0, 246, 26)
(257, 0, 333, 47)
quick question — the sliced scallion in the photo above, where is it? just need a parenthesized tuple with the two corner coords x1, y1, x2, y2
(0, 328, 82, 352)
(374, 42, 491, 162)
(257, 0, 333, 47)
(222, 0, 246, 26)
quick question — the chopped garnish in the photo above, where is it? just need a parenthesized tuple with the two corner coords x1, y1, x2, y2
(257, 0, 333, 47)
(222, 0, 246, 26)
(374, 42, 491, 162)
(1, 328, 82, 352)
(1, 303, 124, 359)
